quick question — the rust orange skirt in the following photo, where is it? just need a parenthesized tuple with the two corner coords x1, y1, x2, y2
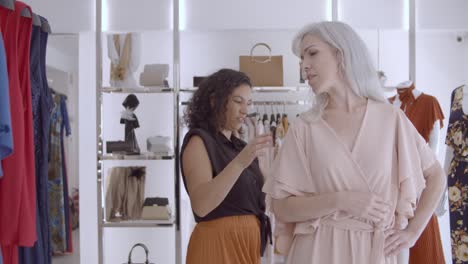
(186, 215, 261, 264)
(409, 214, 445, 264)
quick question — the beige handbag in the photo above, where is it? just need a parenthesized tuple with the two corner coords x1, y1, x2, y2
(239, 43, 284, 87)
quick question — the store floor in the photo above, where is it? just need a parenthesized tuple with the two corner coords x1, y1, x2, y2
(53, 229, 80, 264)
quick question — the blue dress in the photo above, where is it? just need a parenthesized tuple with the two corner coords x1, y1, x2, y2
(0, 39, 4, 260)
(0, 33, 13, 177)
(18, 18, 54, 263)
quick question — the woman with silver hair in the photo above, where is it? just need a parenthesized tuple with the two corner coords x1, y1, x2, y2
(263, 21, 445, 264)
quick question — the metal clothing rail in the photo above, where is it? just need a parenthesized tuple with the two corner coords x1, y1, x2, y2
(180, 86, 310, 93)
(253, 100, 310, 106)
(180, 100, 311, 106)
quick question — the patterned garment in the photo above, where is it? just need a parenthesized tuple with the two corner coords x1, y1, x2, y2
(445, 86, 468, 264)
(18, 24, 50, 264)
(48, 94, 69, 254)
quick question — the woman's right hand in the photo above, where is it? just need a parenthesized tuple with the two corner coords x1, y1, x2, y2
(336, 191, 391, 223)
(234, 133, 272, 170)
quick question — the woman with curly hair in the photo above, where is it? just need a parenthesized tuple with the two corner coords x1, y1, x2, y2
(181, 68, 273, 264)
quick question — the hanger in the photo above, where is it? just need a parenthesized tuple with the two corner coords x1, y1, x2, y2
(276, 105, 281, 122)
(32, 13, 41, 26)
(20, 6, 31, 18)
(270, 105, 275, 124)
(39, 16, 52, 33)
(0, 0, 14, 10)
(282, 102, 288, 118)
(262, 104, 268, 123)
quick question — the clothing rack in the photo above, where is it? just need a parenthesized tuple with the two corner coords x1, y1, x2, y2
(180, 100, 311, 106)
(253, 100, 310, 106)
(180, 86, 310, 93)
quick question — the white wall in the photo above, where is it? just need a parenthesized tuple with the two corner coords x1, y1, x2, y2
(21, 0, 95, 33)
(103, 0, 172, 32)
(78, 31, 97, 264)
(338, 0, 406, 29)
(46, 35, 80, 193)
(418, 0, 468, 30)
(182, 0, 329, 31)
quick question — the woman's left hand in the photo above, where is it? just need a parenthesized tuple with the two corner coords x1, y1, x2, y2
(384, 228, 419, 257)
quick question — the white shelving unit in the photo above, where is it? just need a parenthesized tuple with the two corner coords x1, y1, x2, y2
(95, 0, 181, 263)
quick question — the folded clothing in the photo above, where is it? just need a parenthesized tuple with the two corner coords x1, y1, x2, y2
(105, 166, 146, 221)
(147, 136, 172, 154)
(139, 64, 169, 87)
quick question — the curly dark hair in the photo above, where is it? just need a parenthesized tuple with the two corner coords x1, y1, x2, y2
(184, 69, 252, 134)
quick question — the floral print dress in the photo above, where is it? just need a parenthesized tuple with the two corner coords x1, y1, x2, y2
(446, 85, 468, 264)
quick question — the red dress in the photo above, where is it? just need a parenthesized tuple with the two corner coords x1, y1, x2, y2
(0, 2, 36, 264)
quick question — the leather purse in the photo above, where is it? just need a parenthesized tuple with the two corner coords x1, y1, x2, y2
(123, 243, 155, 264)
(106, 140, 138, 154)
(239, 43, 284, 87)
(141, 197, 171, 220)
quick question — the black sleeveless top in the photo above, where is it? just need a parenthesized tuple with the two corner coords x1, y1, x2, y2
(180, 128, 272, 255)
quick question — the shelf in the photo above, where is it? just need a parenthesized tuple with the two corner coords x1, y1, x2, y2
(99, 152, 174, 161)
(101, 87, 174, 94)
(102, 218, 175, 228)
(180, 86, 310, 93)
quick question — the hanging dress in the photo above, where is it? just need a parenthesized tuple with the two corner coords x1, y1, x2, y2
(388, 86, 445, 264)
(48, 94, 70, 254)
(0, 27, 10, 264)
(18, 23, 49, 264)
(0, 25, 12, 177)
(0, 3, 36, 264)
(445, 86, 468, 264)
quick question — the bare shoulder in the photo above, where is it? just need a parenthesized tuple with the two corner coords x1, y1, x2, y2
(183, 135, 205, 155)
(182, 135, 210, 168)
(182, 135, 213, 193)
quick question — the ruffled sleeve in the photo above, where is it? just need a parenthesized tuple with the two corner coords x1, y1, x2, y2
(263, 119, 315, 198)
(395, 109, 437, 229)
(262, 119, 315, 255)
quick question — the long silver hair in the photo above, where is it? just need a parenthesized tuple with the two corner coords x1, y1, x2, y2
(292, 21, 387, 121)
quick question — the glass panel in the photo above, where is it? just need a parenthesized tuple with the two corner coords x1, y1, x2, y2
(339, 0, 406, 29)
(182, 0, 329, 31)
(418, 0, 468, 29)
(103, 0, 173, 32)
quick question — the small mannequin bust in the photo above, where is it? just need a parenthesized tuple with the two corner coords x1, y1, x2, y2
(392, 81, 442, 264)
(121, 94, 140, 154)
(392, 80, 441, 153)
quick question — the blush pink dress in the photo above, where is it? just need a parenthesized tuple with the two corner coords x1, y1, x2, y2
(263, 100, 438, 264)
